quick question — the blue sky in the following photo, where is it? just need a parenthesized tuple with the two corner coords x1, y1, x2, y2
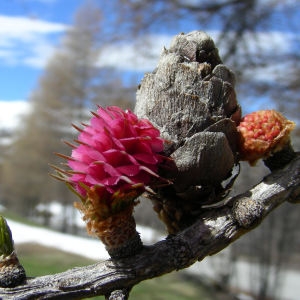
(0, 1, 299, 130)
(0, 1, 176, 103)
(0, 1, 83, 101)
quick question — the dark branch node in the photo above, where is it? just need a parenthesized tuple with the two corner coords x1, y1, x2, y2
(165, 236, 194, 270)
(105, 288, 131, 300)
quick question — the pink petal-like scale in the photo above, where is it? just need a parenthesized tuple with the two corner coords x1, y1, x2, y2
(62, 106, 167, 201)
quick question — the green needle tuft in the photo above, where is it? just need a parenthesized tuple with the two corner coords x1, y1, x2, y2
(0, 216, 14, 257)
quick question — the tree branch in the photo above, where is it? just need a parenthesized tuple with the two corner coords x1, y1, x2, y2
(1, 30, 299, 299)
(0, 155, 299, 299)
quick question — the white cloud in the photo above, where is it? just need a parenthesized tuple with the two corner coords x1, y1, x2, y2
(97, 34, 173, 72)
(0, 15, 294, 73)
(0, 15, 67, 68)
(236, 31, 294, 56)
(23, 41, 58, 68)
(0, 15, 66, 35)
(0, 100, 31, 130)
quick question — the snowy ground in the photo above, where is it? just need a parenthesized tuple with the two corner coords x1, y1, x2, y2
(6, 219, 300, 300)
(7, 218, 164, 261)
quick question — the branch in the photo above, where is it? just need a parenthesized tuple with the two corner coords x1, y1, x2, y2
(1, 30, 299, 299)
(0, 155, 299, 299)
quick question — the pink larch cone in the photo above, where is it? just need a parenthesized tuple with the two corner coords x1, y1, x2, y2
(54, 106, 167, 258)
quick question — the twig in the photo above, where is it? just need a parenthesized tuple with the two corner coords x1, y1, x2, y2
(0, 155, 299, 299)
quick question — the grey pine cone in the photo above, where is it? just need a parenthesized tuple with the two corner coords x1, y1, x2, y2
(135, 31, 241, 234)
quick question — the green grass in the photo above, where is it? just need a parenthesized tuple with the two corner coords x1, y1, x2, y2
(130, 273, 213, 300)
(15, 243, 215, 300)
(16, 243, 96, 276)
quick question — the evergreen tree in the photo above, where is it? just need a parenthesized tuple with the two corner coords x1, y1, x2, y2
(1, 1, 103, 218)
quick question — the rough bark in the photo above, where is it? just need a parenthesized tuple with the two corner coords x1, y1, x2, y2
(0, 155, 299, 299)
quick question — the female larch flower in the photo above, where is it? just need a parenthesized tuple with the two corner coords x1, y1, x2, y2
(237, 110, 295, 165)
(54, 106, 167, 258)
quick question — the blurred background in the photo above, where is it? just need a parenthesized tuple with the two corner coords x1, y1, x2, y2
(0, 0, 299, 299)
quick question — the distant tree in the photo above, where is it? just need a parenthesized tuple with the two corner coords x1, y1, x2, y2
(104, 2, 273, 60)
(243, 202, 298, 300)
(102, 0, 300, 114)
(1, 1, 105, 219)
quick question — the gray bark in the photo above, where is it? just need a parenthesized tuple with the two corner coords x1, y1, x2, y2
(0, 155, 299, 299)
